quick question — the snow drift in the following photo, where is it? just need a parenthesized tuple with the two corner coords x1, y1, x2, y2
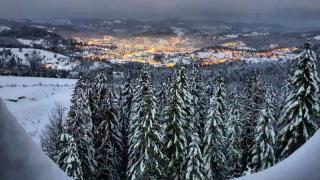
(0, 98, 70, 180)
(237, 130, 320, 180)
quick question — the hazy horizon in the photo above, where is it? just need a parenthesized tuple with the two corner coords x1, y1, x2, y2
(0, 0, 319, 28)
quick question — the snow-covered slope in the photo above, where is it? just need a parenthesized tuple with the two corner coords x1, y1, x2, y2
(17, 38, 48, 47)
(314, 35, 320, 41)
(237, 130, 320, 180)
(0, 76, 76, 144)
(0, 48, 79, 70)
(0, 98, 71, 180)
(0, 25, 11, 32)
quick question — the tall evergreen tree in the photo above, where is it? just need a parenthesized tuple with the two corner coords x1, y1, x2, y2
(128, 71, 165, 179)
(96, 89, 122, 180)
(226, 90, 244, 178)
(91, 72, 109, 131)
(163, 74, 188, 179)
(58, 132, 83, 180)
(91, 72, 122, 179)
(119, 73, 134, 179)
(241, 76, 265, 170)
(176, 66, 194, 144)
(157, 81, 168, 112)
(214, 74, 227, 130)
(251, 88, 276, 172)
(278, 42, 320, 159)
(185, 132, 206, 180)
(190, 66, 208, 145)
(41, 104, 66, 162)
(66, 86, 97, 180)
(204, 90, 227, 179)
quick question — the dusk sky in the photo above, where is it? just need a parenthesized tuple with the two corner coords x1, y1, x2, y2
(0, 0, 320, 27)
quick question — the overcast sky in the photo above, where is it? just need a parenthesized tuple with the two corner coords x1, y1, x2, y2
(0, 0, 320, 27)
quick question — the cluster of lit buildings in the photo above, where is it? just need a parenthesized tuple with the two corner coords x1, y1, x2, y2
(73, 36, 299, 67)
(197, 47, 298, 65)
(74, 35, 197, 63)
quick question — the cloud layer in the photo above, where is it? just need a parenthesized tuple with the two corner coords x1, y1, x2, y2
(0, 0, 319, 27)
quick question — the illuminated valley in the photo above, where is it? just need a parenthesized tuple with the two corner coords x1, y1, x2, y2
(73, 35, 299, 67)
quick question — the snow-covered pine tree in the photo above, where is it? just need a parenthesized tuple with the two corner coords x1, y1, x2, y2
(119, 73, 134, 179)
(226, 89, 244, 178)
(89, 72, 123, 179)
(278, 41, 320, 159)
(185, 132, 206, 180)
(66, 85, 97, 180)
(127, 70, 165, 179)
(241, 76, 265, 170)
(251, 87, 276, 172)
(57, 132, 83, 180)
(176, 66, 194, 144)
(41, 103, 66, 162)
(96, 88, 122, 180)
(214, 74, 227, 131)
(156, 81, 168, 123)
(157, 81, 167, 110)
(204, 91, 227, 179)
(91, 72, 109, 131)
(163, 74, 188, 179)
(190, 66, 208, 145)
(70, 77, 87, 105)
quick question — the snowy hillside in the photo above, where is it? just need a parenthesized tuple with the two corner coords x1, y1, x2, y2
(0, 76, 76, 144)
(0, 25, 11, 32)
(17, 38, 49, 48)
(0, 48, 79, 70)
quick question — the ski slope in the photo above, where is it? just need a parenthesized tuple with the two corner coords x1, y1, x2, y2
(0, 76, 77, 144)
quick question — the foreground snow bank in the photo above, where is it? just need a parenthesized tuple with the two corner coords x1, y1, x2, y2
(0, 76, 76, 144)
(0, 98, 71, 180)
(237, 130, 320, 180)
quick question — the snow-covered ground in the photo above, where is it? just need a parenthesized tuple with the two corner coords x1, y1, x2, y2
(0, 76, 77, 144)
(0, 25, 11, 32)
(17, 38, 48, 47)
(314, 35, 320, 41)
(0, 98, 71, 180)
(238, 130, 320, 180)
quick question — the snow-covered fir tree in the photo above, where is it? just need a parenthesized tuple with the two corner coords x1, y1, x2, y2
(251, 88, 276, 172)
(41, 104, 66, 162)
(58, 132, 83, 180)
(157, 81, 167, 110)
(185, 132, 206, 180)
(214, 74, 227, 131)
(119, 73, 134, 178)
(241, 76, 265, 170)
(95, 88, 122, 180)
(176, 66, 194, 144)
(163, 74, 188, 179)
(156, 81, 169, 123)
(226, 90, 244, 178)
(190, 66, 208, 145)
(204, 91, 227, 179)
(66, 82, 97, 180)
(90, 72, 122, 179)
(278, 41, 320, 159)
(127, 70, 165, 179)
(91, 72, 110, 131)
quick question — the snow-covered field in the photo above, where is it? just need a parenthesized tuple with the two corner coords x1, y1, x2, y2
(0, 76, 77, 144)
(314, 35, 320, 41)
